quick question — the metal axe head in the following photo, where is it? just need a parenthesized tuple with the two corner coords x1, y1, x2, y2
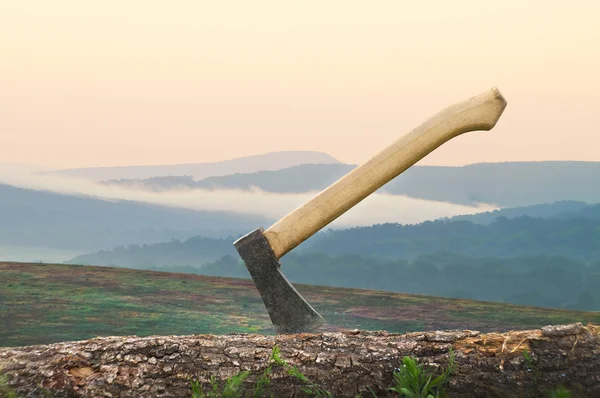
(233, 228, 325, 334)
(234, 87, 507, 334)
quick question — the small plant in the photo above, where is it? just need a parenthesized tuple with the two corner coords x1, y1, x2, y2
(252, 347, 277, 398)
(191, 371, 250, 398)
(388, 349, 455, 398)
(0, 371, 17, 398)
(270, 345, 334, 398)
(523, 350, 542, 384)
(189, 345, 335, 398)
(548, 386, 572, 398)
(522, 351, 573, 398)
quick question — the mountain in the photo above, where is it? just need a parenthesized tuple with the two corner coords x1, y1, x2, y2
(446, 200, 594, 224)
(104, 163, 353, 193)
(45, 151, 341, 181)
(99, 163, 353, 192)
(69, 235, 238, 267)
(195, 163, 350, 192)
(383, 161, 600, 207)
(0, 183, 272, 253)
(101, 161, 600, 207)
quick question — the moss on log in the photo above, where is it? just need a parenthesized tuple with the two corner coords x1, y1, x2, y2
(1, 323, 598, 397)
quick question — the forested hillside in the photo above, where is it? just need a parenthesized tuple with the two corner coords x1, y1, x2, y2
(70, 205, 600, 267)
(195, 252, 600, 312)
(67, 210, 600, 312)
(301, 212, 600, 261)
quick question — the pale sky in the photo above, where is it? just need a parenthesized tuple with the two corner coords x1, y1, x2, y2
(1, 1, 599, 169)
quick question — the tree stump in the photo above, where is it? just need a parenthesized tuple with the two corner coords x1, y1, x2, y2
(1, 323, 598, 397)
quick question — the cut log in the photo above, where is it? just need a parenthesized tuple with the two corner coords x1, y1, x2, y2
(0, 323, 598, 397)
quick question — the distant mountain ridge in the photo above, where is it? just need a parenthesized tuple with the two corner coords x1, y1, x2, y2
(387, 161, 600, 207)
(446, 200, 598, 224)
(0, 183, 272, 253)
(69, 236, 238, 268)
(45, 150, 341, 181)
(102, 161, 600, 207)
(103, 163, 353, 192)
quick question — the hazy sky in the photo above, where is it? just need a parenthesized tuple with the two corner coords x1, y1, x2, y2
(2, 1, 599, 169)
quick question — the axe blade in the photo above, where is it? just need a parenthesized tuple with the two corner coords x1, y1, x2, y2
(234, 228, 325, 334)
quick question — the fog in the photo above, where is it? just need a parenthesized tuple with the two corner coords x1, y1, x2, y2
(0, 167, 496, 228)
(0, 245, 84, 264)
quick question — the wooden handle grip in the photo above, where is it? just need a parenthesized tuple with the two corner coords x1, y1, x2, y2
(264, 87, 508, 259)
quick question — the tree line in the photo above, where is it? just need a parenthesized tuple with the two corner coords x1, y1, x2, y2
(69, 214, 600, 312)
(142, 252, 600, 312)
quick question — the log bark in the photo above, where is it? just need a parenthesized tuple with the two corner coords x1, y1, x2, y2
(1, 323, 598, 398)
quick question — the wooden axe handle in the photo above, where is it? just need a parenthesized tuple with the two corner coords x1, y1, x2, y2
(264, 87, 507, 259)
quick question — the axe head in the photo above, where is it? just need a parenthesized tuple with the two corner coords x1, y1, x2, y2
(233, 228, 325, 334)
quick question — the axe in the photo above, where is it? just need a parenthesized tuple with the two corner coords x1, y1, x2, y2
(233, 87, 507, 334)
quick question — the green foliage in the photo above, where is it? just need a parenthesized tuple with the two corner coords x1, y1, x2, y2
(0, 371, 17, 398)
(191, 372, 250, 398)
(188, 345, 457, 398)
(189, 345, 335, 398)
(269, 346, 334, 398)
(388, 349, 455, 398)
(548, 386, 572, 398)
(522, 350, 541, 384)
(252, 349, 276, 398)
